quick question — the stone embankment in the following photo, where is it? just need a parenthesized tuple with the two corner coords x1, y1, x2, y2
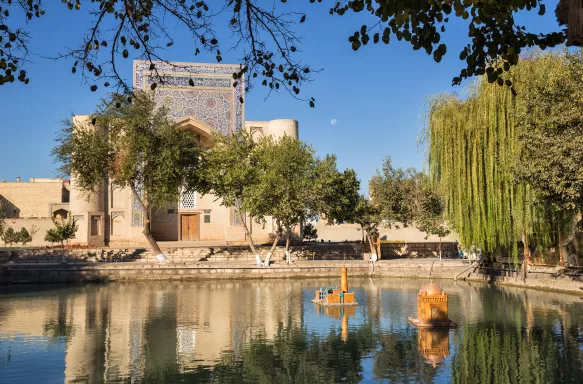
(0, 243, 363, 264)
(1, 256, 582, 295)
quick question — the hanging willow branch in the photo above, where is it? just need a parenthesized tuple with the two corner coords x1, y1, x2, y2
(423, 58, 562, 262)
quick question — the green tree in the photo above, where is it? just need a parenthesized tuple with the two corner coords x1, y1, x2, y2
(302, 222, 318, 242)
(0, 1, 567, 101)
(17, 226, 36, 246)
(318, 165, 361, 225)
(351, 196, 382, 260)
(414, 183, 451, 260)
(53, 91, 200, 260)
(44, 217, 78, 247)
(513, 50, 583, 266)
(197, 130, 263, 264)
(369, 157, 418, 228)
(244, 135, 325, 265)
(1, 227, 18, 246)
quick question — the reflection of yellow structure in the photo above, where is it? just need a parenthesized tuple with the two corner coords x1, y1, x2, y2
(314, 304, 355, 342)
(408, 281, 457, 328)
(417, 328, 450, 367)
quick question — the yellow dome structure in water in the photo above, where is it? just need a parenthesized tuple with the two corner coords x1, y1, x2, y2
(408, 280, 457, 328)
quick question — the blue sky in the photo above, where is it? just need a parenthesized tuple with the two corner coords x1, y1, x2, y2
(0, 1, 562, 193)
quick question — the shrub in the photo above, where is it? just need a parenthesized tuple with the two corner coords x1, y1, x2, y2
(18, 227, 33, 245)
(45, 217, 78, 247)
(1, 227, 18, 246)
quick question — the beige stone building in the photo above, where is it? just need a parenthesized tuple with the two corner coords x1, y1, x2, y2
(0, 61, 298, 247)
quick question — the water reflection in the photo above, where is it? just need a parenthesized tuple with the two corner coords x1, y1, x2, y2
(0, 279, 582, 383)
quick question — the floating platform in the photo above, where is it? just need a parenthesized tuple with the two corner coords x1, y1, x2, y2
(408, 317, 457, 328)
(312, 286, 358, 307)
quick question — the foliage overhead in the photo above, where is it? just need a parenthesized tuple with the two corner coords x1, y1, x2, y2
(0, 0, 315, 104)
(337, 0, 565, 90)
(351, 195, 382, 242)
(0, 0, 568, 102)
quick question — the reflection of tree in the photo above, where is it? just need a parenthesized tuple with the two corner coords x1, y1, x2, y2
(451, 325, 583, 384)
(43, 294, 75, 343)
(373, 327, 440, 383)
(209, 325, 377, 384)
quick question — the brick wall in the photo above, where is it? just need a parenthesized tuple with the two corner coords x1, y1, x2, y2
(0, 181, 64, 218)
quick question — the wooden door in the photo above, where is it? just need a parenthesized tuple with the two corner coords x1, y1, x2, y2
(181, 214, 200, 241)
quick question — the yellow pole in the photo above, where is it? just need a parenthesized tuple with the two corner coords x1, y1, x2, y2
(341, 313, 349, 342)
(340, 267, 348, 292)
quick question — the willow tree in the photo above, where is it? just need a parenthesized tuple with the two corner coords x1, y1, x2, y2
(424, 65, 546, 266)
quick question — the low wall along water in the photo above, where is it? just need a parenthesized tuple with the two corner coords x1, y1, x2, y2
(0, 243, 364, 264)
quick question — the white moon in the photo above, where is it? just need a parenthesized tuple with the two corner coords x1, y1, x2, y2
(330, 119, 337, 125)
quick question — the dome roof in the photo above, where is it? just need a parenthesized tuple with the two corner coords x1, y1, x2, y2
(418, 281, 443, 295)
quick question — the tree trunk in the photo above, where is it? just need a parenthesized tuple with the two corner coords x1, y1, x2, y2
(233, 198, 261, 265)
(559, 214, 581, 267)
(130, 184, 167, 262)
(439, 237, 442, 261)
(263, 222, 282, 267)
(521, 232, 531, 279)
(366, 233, 377, 262)
(285, 228, 292, 265)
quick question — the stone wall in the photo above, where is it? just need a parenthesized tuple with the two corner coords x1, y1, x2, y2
(2, 259, 582, 296)
(0, 218, 56, 247)
(0, 243, 363, 264)
(380, 242, 457, 259)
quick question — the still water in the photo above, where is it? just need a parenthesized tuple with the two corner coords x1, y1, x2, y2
(1, 278, 582, 383)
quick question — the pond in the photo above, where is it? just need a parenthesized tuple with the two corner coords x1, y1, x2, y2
(1, 278, 582, 383)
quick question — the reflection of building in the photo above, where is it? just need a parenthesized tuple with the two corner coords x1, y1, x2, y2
(0, 280, 306, 381)
(0, 61, 298, 247)
(417, 328, 450, 367)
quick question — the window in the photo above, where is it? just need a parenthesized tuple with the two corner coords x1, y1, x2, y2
(180, 189, 196, 209)
(204, 214, 210, 223)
